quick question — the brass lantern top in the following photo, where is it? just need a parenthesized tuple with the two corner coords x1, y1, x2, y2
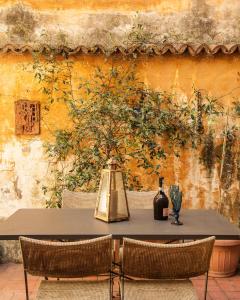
(94, 157, 130, 223)
(107, 157, 118, 170)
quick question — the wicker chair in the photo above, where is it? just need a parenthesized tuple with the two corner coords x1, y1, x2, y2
(121, 236, 215, 300)
(19, 235, 113, 300)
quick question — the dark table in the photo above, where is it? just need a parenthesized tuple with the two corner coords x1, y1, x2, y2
(0, 208, 239, 240)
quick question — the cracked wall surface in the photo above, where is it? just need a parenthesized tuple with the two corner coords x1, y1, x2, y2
(0, 1, 239, 51)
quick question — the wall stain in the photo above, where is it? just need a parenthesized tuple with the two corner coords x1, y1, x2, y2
(13, 176, 22, 199)
(5, 3, 36, 42)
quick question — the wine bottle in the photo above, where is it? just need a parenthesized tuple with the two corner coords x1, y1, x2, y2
(153, 177, 169, 220)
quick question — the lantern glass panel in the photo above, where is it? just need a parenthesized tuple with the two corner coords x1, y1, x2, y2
(109, 171, 128, 220)
(98, 171, 110, 214)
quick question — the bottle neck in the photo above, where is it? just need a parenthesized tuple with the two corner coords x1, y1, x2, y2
(159, 177, 164, 191)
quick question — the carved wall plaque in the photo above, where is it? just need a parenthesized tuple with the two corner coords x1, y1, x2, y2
(15, 100, 40, 135)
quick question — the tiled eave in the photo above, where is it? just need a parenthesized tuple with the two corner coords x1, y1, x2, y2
(1, 43, 240, 56)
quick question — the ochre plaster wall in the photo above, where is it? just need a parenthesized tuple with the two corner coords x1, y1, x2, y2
(0, 52, 239, 222)
(0, 0, 192, 12)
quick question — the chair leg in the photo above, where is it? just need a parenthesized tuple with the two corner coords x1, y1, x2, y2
(121, 273, 124, 300)
(109, 271, 113, 300)
(114, 240, 120, 264)
(204, 271, 209, 300)
(24, 270, 29, 300)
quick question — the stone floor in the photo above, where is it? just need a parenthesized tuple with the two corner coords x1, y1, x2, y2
(0, 263, 239, 300)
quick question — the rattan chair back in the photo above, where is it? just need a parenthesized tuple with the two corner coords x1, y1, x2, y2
(122, 236, 215, 279)
(19, 235, 112, 278)
(62, 190, 158, 209)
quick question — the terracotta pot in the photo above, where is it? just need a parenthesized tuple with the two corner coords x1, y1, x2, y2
(209, 240, 240, 277)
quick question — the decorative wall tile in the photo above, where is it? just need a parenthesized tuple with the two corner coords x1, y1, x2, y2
(15, 100, 40, 135)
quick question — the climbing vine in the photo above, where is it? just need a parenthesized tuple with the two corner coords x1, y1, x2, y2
(201, 130, 215, 177)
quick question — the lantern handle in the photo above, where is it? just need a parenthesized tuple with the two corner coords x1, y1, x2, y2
(107, 157, 118, 170)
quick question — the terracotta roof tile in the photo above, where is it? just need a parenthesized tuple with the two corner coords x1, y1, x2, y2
(1, 44, 240, 56)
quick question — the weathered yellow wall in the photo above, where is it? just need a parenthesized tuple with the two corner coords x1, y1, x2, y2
(0, 0, 239, 223)
(0, 52, 239, 219)
(0, 0, 229, 11)
(0, 0, 192, 12)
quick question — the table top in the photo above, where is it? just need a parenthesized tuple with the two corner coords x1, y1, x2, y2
(0, 208, 239, 240)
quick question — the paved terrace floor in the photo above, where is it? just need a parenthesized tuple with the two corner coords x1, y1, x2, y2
(0, 263, 239, 300)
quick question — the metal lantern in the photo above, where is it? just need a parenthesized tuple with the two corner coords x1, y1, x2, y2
(94, 158, 130, 222)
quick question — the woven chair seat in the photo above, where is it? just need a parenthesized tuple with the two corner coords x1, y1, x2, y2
(36, 280, 110, 300)
(122, 279, 198, 300)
